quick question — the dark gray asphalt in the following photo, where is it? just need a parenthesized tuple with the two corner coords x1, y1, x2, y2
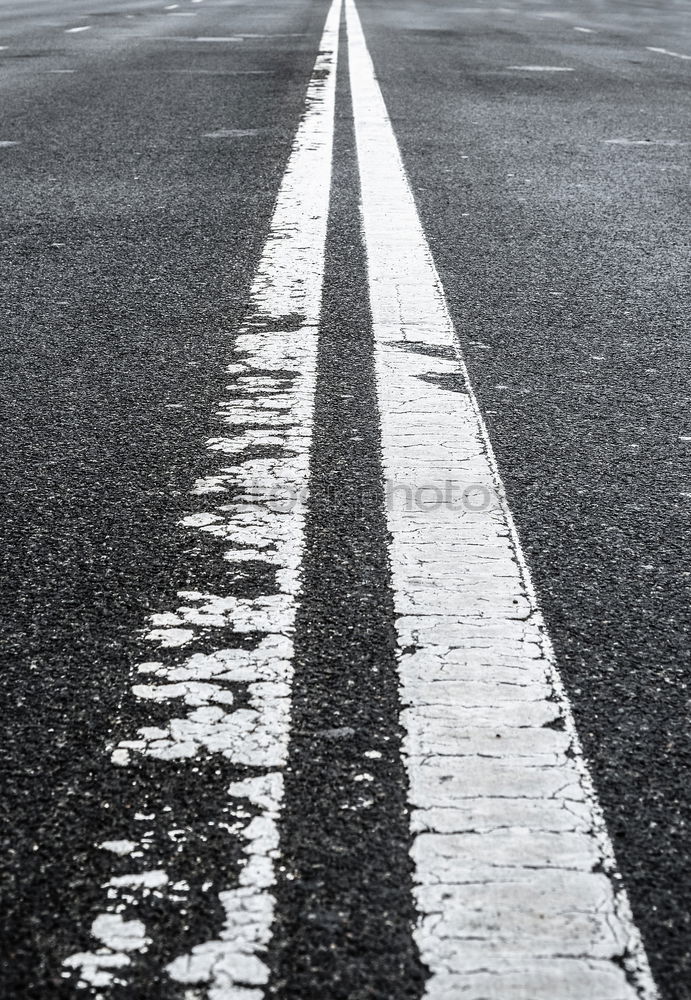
(1, 0, 690, 998)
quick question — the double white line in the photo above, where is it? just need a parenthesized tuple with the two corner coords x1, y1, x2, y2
(66, 0, 658, 997)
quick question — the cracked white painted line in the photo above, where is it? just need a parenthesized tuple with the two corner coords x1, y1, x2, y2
(345, 0, 658, 997)
(62, 0, 341, 993)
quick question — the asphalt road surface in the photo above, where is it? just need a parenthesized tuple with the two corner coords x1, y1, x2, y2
(1, 0, 690, 998)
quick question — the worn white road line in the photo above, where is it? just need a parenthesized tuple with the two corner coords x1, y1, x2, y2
(345, 1, 658, 997)
(63, 0, 341, 994)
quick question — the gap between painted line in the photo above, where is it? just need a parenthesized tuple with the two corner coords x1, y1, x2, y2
(345, 0, 658, 997)
(62, 0, 341, 994)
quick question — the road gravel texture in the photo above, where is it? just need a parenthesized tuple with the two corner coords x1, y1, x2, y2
(0, 0, 690, 998)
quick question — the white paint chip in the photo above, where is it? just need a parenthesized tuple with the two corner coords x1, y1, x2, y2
(106, 871, 168, 890)
(63, 914, 148, 989)
(145, 627, 195, 647)
(92, 913, 149, 952)
(0, 141, 19, 147)
(99, 840, 138, 857)
(65, 25, 91, 33)
(346, 0, 658, 997)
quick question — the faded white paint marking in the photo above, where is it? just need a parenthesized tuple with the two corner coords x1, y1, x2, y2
(63, 0, 341, 993)
(189, 35, 243, 42)
(507, 64, 574, 71)
(647, 45, 691, 61)
(574, 26, 595, 33)
(0, 140, 19, 147)
(345, 1, 658, 997)
(168, 69, 270, 75)
(203, 128, 263, 138)
(65, 25, 91, 33)
(604, 138, 686, 146)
